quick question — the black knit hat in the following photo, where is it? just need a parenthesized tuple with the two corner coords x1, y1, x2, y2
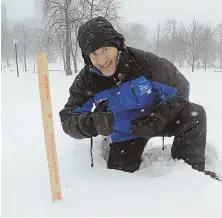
(77, 16, 125, 54)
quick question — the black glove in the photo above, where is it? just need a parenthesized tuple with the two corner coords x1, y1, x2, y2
(77, 113, 98, 137)
(130, 114, 163, 138)
(92, 99, 114, 136)
(131, 101, 175, 138)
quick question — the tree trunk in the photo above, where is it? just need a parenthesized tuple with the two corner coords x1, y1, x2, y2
(74, 59, 77, 74)
(179, 60, 184, 68)
(73, 55, 77, 74)
(70, 32, 78, 74)
(60, 47, 66, 72)
(203, 50, 207, 71)
(156, 42, 159, 56)
(6, 57, 10, 67)
(74, 41, 78, 73)
(65, 11, 72, 75)
(22, 59, 25, 71)
(23, 27, 27, 71)
(171, 51, 175, 65)
(90, 0, 94, 19)
(23, 48, 27, 71)
(70, 49, 78, 74)
(192, 59, 195, 72)
(71, 39, 79, 74)
(34, 57, 36, 72)
(70, 49, 75, 69)
(220, 33, 222, 69)
(62, 54, 66, 72)
(220, 56, 222, 69)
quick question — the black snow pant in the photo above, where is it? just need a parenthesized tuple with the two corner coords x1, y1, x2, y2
(107, 102, 207, 173)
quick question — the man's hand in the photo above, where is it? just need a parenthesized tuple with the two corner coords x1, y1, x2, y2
(131, 114, 163, 138)
(92, 99, 114, 136)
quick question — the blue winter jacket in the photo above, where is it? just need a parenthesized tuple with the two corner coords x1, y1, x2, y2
(59, 47, 190, 143)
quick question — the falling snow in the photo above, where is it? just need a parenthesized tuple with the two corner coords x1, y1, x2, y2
(147, 89, 152, 94)
(1, 66, 222, 217)
(191, 111, 199, 116)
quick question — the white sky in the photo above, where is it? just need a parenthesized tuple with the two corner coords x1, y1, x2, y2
(1, 0, 37, 21)
(121, 0, 222, 28)
(2, 0, 222, 27)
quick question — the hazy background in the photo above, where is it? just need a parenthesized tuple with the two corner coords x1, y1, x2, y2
(122, 0, 222, 28)
(1, 0, 222, 73)
(2, 0, 222, 27)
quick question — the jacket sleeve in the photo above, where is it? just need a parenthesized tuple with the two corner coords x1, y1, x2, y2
(144, 52, 190, 127)
(59, 69, 97, 139)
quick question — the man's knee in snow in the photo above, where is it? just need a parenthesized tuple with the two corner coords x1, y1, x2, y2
(107, 148, 141, 173)
(185, 103, 206, 122)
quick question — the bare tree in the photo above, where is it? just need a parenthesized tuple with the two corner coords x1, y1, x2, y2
(35, 28, 47, 51)
(41, 0, 122, 75)
(12, 24, 30, 71)
(21, 25, 28, 71)
(42, 0, 73, 75)
(161, 19, 178, 64)
(70, 22, 80, 73)
(122, 23, 148, 50)
(1, 4, 12, 67)
(79, 0, 121, 23)
(52, 29, 66, 71)
(217, 23, 222, 69)
(180, 19, 204, 72)
(200, 24, 216, 70)
(115, 22, 130, 40)
(153, 22, 163, 56)
(69, 0, 87, 73)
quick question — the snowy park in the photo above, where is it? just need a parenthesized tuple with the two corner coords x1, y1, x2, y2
(1, 64, 222, 216)
(1, 0, 222, 217)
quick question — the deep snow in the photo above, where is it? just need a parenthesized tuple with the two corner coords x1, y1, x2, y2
(1, 65, 222, 217)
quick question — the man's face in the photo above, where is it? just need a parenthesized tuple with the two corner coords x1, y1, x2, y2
(89, 46, 118, 76)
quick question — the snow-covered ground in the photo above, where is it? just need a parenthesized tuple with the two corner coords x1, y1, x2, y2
(1, 65, 222, 217)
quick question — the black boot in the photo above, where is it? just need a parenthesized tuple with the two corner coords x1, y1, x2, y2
(203, 170, 220, 181)
(192, 162, 220, 181)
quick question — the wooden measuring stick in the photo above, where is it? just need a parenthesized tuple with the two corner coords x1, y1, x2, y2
(36, 52, 62, 201)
